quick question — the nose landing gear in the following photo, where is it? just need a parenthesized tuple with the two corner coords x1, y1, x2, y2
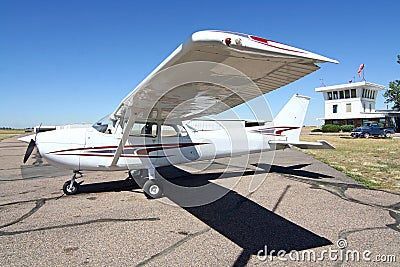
(63, 171, 82, 195)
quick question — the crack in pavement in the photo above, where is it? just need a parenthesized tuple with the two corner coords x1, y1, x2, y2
(272, 185, 291, 213)
(135, 228, 210, 266)
(280, 174, 400, 237)
(134, 189, 263, 266)
(280, 171, 400, 267)
(280, 174, 400, 213)
(0, 176, 62, 182)
(339, 226, 394, 241)
(334, 226, 396, 267)
(0, 199, 46, 229)
(387, 207, 400, 232)
(0, 217, 161, 236)
(0, 195, 65, 229)
(0, 195, 160, 237)
(0, 196, 63, 208)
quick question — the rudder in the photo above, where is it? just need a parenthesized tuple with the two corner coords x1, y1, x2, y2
(272, 94, 310, 142)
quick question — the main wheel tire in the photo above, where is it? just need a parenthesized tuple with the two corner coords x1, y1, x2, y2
(63, 181, 79, 195)
(143, 180, 163, 199)
(363, 133, 370, 138)
(385, 132, 392, 138)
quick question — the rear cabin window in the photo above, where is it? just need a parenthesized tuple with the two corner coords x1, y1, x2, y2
(130, 122, 157, 137)
(160, 125, 188, 137)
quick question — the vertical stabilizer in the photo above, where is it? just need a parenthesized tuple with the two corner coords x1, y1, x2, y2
(272, 94, 310, 142)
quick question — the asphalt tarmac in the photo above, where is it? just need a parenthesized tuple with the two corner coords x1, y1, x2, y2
(1, 136, 399, 266)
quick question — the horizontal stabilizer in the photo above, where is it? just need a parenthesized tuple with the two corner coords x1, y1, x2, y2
(269, 140, 335, 150)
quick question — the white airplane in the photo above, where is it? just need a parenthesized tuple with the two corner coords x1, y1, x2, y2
(20, 30, 338, 199)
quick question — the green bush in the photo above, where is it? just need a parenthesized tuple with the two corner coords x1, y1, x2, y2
(321, 124, 341, 133)
(341, 125, 354, 132)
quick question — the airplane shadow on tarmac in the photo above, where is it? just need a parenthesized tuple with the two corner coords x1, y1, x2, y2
(156, 165, 332, 266)
(55, 164, 332, 266)
(255, 163, 335, 179)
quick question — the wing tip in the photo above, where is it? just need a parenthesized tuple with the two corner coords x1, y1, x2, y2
(190, 30, 339, 64)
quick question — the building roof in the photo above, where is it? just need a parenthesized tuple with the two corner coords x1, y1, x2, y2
(315, 81, 385, 92)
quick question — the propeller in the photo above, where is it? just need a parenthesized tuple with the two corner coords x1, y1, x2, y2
(23, 124, 41, 164)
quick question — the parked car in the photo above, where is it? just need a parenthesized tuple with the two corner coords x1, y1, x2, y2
(351, 122, 395, 138)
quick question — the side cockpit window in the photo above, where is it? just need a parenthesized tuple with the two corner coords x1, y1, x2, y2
(93, 115, 115, 134)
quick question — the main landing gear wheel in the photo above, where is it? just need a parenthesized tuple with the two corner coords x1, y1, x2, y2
(143, 180, 163, 199)
(63, 181, 80, 195)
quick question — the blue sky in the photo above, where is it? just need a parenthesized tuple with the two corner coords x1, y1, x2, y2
(1, 0, 399, 128)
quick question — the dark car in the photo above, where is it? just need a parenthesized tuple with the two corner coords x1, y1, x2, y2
(351, 122, 395, 138)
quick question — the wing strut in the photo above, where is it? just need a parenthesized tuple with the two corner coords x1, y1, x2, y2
(110, 110, 137, 166)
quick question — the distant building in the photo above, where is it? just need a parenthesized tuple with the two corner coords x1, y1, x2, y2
(315, 81, 400, 132)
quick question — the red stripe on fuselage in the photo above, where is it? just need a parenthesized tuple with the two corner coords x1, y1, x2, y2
(48, 143, 209, 156)
(251, 126, 300, 136)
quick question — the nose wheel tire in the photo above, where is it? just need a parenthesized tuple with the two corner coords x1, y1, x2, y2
(63, 181, 80, 195)
(143, 180, 163, 199)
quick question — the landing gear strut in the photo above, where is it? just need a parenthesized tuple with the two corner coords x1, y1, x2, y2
(63, 171, 82, 195)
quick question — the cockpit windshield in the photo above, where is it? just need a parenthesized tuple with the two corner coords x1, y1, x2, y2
(92, 115, 116, 133)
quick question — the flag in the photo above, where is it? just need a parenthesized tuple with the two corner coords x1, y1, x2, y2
(357, 64, 364, 77)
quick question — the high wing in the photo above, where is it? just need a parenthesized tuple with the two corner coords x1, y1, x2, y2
(111, 30, 338, 123)
(109, 30, 338, 166)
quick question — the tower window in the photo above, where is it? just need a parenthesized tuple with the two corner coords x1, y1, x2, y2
(346, 103, 352, 112)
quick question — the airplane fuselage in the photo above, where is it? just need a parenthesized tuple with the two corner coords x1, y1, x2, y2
(34, 124, 282, 172)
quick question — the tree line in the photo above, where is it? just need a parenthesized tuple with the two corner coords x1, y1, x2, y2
(383, 55, 400, 110)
